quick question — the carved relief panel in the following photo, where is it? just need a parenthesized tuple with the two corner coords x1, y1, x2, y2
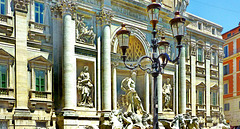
(75, 14, 96, 45)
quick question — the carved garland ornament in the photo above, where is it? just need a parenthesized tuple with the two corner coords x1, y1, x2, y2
(218, 50, 224, 63)
(191, 43, 197, 56)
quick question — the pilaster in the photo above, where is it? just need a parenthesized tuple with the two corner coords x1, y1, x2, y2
(111, 62, 118, 110)
(145, 72, 150, 113)
(233, 58, 237, 96)
(218, 51, 224, 109)
(205, 47, 211, 117)
(190, 42, 197, 116)
(14, 0, 32, 126)
(157, 74, 162, 113)
(14, 0, 29, 110)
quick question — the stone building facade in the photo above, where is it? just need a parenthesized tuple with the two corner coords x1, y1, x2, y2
(222, 23, 240, 128)
(0, 0, 224, 128)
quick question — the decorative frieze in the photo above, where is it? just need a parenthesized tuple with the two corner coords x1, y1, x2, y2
(14, 0, 30, 12)
(112, 4, 147, 22)
(75, 15, 96, 45)
(97, 9, 114, 25)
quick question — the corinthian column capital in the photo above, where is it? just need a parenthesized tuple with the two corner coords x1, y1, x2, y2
(97, 9, 114, 26)
(51, 1, 77, 20)
(14, 0, 30, 13)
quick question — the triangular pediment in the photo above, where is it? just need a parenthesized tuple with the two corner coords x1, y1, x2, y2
(28, 56, 52, 70)
(196, 82, 205, 88)
(0, 48, 14, 59)
(211, 84, 218, 90)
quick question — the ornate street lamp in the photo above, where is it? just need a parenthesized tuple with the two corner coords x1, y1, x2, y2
(116, 0, 186, 128)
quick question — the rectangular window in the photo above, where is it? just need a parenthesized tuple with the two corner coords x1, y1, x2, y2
(35, 2, 44, 24)
(198, 48, 203, 62)
(36, 122, 46, 128)
(227, 33, 231, 38)
(0, 65, 7, 88)
(212, 52, 217, 64)
(35, 70, 45, 91)
(0, 0, 5, 15)
(212, 28, 215, 35)
(198, 23, 202, 30)
(223, 64, 229, 75)
(0, 121, 7, 128)
(224, 83, 228, 95)
(212, 92, 217, 106)
(224, 46, 229, 58)
(239, 101, 240, 109)
(224, 103, 230, 111)
(198, 90, 203, 105)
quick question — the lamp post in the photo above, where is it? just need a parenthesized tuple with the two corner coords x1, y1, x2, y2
(116, 0, 186, 129)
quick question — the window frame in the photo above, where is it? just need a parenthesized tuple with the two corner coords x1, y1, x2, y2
(35, 69, 46, 92)
(197, 47, 204, 62)
(212, 28, 215, 35)
(211, 51, 217, 65)
(224, 83, 229, 95)
(35, 1, 44, 24)
(0, 64, 8, 88)
(196, 82, 206, 106)
(224, 103, 230, 111)
(223, 64, 229, 75)
(0, 0, 6, 15)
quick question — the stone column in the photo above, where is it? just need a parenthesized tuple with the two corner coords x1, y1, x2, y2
(190, 43, 197, 116)
(62, 2, 76, 110)
(112, 63, 118, 110)
(145, 72, 150, 113)
(179, 46, 186, 114)
(157, 74, 162, 113)
(205, 47, 211, 117)
(97, 9, 114, 111)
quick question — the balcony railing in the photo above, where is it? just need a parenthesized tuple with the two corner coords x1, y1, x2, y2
(196, 104, 206, 111)
(29, 90, 51, 100)
(29, 90, 52, 113)
(0, 87, 14, 96)
(0, 14, 13, 36)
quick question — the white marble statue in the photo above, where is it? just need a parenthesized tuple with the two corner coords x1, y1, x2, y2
(163, 78, 172, 111)
(175, 0, 189, 13)
(120, 77, 146, 114)
(77, 66, 93, 107)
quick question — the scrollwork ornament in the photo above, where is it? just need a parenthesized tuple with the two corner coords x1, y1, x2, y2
(97, 9, 114, 25)
(14, 0, 30, 12)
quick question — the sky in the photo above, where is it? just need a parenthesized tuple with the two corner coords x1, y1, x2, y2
(186, 0, 240, 34)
